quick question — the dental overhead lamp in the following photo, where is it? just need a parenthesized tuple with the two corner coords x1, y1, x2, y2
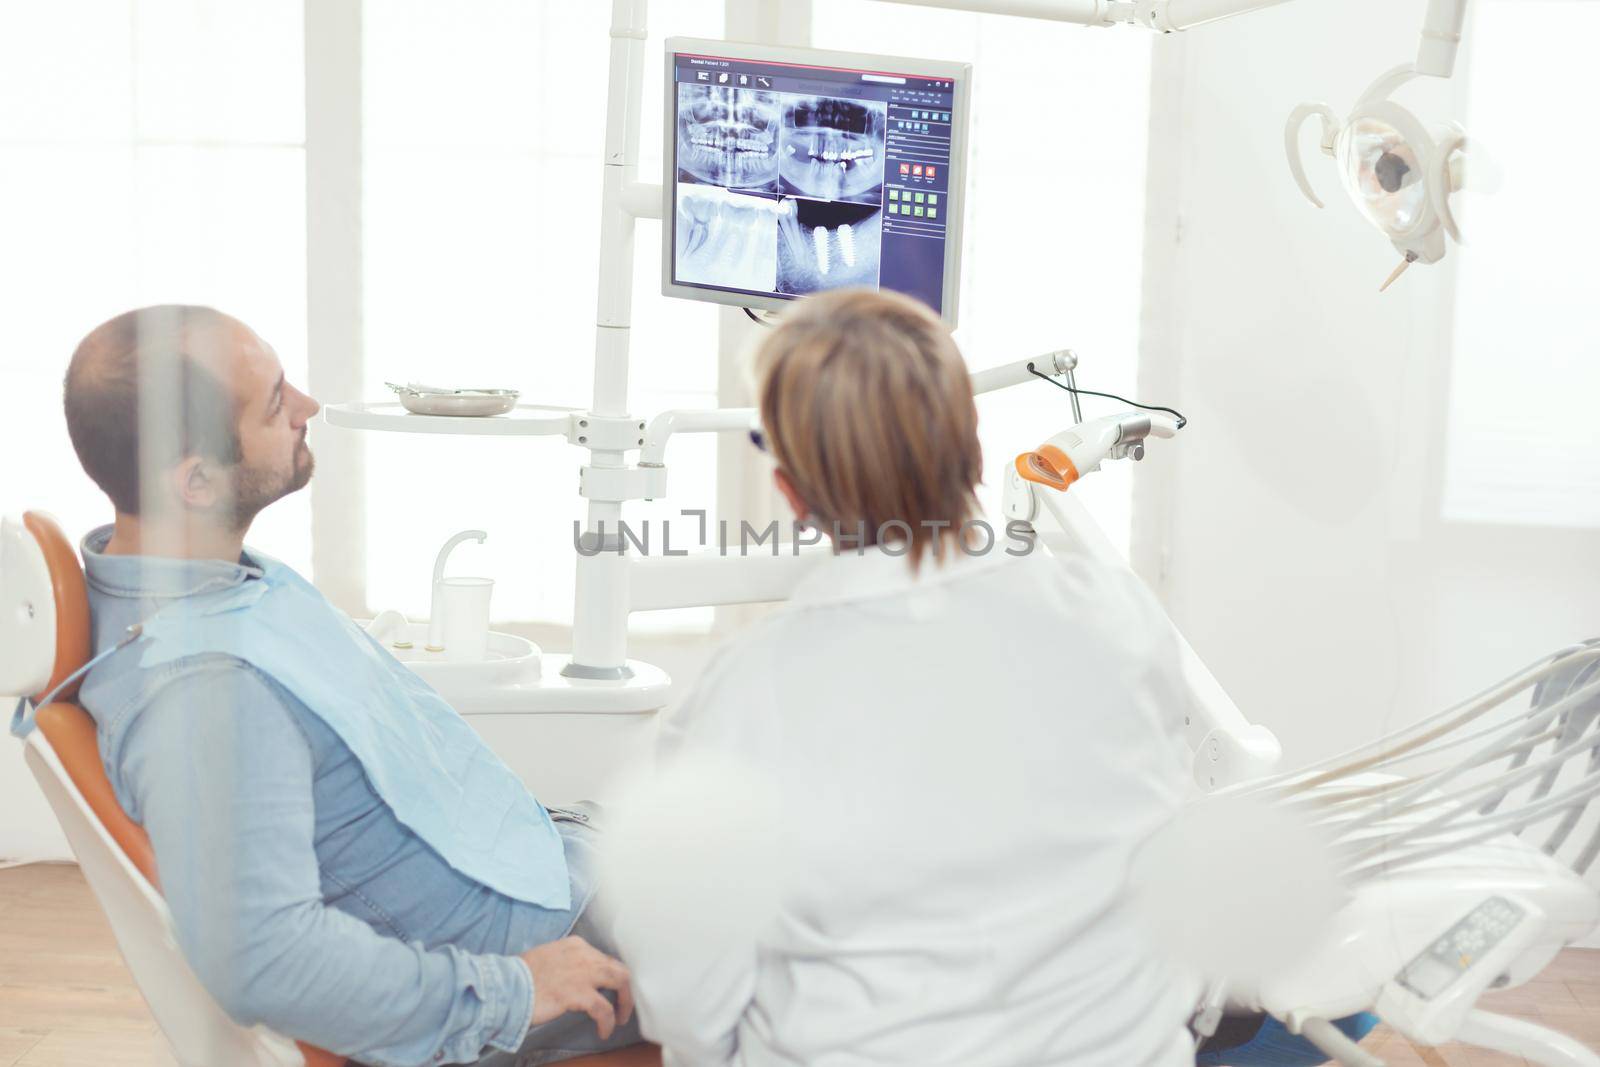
(1285, 0, 1479, 289)
(873, 0, 1479, 289)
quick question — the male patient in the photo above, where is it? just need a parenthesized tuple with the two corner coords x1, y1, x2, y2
(59, 306, 652, 1067)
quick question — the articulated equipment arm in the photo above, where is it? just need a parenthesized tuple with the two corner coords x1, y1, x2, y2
(867, 0, 1292, 30)
(868, 0, 1467, 72)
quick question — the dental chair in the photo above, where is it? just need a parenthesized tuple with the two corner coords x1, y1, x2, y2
(1009, 435, 1600, 1067)
(1, 511, 654, 1067)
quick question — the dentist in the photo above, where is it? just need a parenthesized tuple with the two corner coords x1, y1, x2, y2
(619, 289, 1200, 1066)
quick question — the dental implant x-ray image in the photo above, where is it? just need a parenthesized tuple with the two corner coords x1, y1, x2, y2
(676, 184, 781, 292)
(677, 84, 781, 192)
(779, 96, 886, 205)
(778, 199, 882, 294)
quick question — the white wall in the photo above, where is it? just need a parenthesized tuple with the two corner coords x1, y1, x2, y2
(1135, 0, 1600, 933)
(0, 731, 70, 863)
(1138, 0, 1600, 765)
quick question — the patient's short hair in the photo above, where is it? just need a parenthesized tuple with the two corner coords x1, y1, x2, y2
(754, 289, 982, 567)
(64, 305, 244, 516)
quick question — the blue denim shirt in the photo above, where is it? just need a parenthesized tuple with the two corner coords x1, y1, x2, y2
(76, 527, 596, 1067)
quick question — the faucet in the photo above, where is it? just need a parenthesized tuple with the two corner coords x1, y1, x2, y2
(427, 530, 487, 652)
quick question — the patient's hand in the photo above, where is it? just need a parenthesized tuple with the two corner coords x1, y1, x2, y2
(521, 936, 635, 1039)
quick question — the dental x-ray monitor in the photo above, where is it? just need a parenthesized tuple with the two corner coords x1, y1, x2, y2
(662, 39, 971, 325)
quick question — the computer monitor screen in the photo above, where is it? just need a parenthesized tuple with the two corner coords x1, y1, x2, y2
(662, 39, 970, 324)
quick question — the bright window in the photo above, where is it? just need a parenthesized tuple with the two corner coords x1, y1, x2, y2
(361, 0, 726, 626)
(809, 5, 1152, 553)
(0, 1, 309, 565)
(1442, 0, 1600, 528)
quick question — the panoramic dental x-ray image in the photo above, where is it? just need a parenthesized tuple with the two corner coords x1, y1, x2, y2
(674, 83, 888, 298)
(676, 84, 782, 192)
(778, 95, 887, 205)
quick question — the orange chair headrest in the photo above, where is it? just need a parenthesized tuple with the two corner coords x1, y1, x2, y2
(25, 512, 92, 704)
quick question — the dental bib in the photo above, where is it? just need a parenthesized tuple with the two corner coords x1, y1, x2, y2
(127, 553, 570, 910)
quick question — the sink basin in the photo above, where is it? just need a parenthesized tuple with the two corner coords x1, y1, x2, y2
(359, 619, 542, 691)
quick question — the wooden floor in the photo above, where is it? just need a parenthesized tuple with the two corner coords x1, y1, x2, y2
(0, 863, 1596, 1067)
(0, 864, 177, 1066)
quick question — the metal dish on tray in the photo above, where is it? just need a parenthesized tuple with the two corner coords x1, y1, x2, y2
(386, 382, 520, 418)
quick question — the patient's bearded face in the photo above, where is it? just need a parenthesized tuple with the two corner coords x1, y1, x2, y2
(217, 326, 319, 529)
(231, 445, 312, 527)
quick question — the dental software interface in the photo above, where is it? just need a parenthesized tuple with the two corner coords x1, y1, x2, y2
(670, 50, 958, 317)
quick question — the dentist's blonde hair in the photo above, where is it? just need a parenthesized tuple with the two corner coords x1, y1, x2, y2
(754, 288, 981, 568)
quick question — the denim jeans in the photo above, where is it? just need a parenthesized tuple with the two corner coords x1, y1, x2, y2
(470, 805, 645, 1067)
(468, 906, 645, 1066)
(1196, 1013, 1381, 1066)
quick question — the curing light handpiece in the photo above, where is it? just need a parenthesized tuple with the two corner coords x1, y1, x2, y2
(1013, 412, 1181, 491)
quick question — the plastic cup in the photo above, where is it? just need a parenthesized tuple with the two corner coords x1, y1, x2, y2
(436, 577, 494, 662)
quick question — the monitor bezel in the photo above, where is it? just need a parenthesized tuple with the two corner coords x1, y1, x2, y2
(661, 36, 971, 326)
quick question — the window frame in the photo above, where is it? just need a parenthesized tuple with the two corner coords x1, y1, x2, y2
(302, 0, 799, 632)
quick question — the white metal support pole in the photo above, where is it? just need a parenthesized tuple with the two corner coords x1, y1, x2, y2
(1415, 0, 1469, 77)
(1131, 13, 1189, 594)
(1150, 0, 1291, 31)
(869, 0, 1118, 23)
(305, 0, 368, 616)
(870, 0, 1351, 33)
(969, 350, 1077, 395)
(568, 0, 650, 679)
(639, 409, 758, 469)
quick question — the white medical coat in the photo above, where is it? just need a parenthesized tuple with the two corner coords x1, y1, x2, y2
(622, 543, 1198, 1067)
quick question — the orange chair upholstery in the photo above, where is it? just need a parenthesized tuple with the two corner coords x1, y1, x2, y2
(20, 511, 658, 1067)
(32, 701, 348, 1067)
(35, 704, 161, 887)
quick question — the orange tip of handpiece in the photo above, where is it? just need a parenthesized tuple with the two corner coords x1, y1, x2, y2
(1015, 444, 1079, 491)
